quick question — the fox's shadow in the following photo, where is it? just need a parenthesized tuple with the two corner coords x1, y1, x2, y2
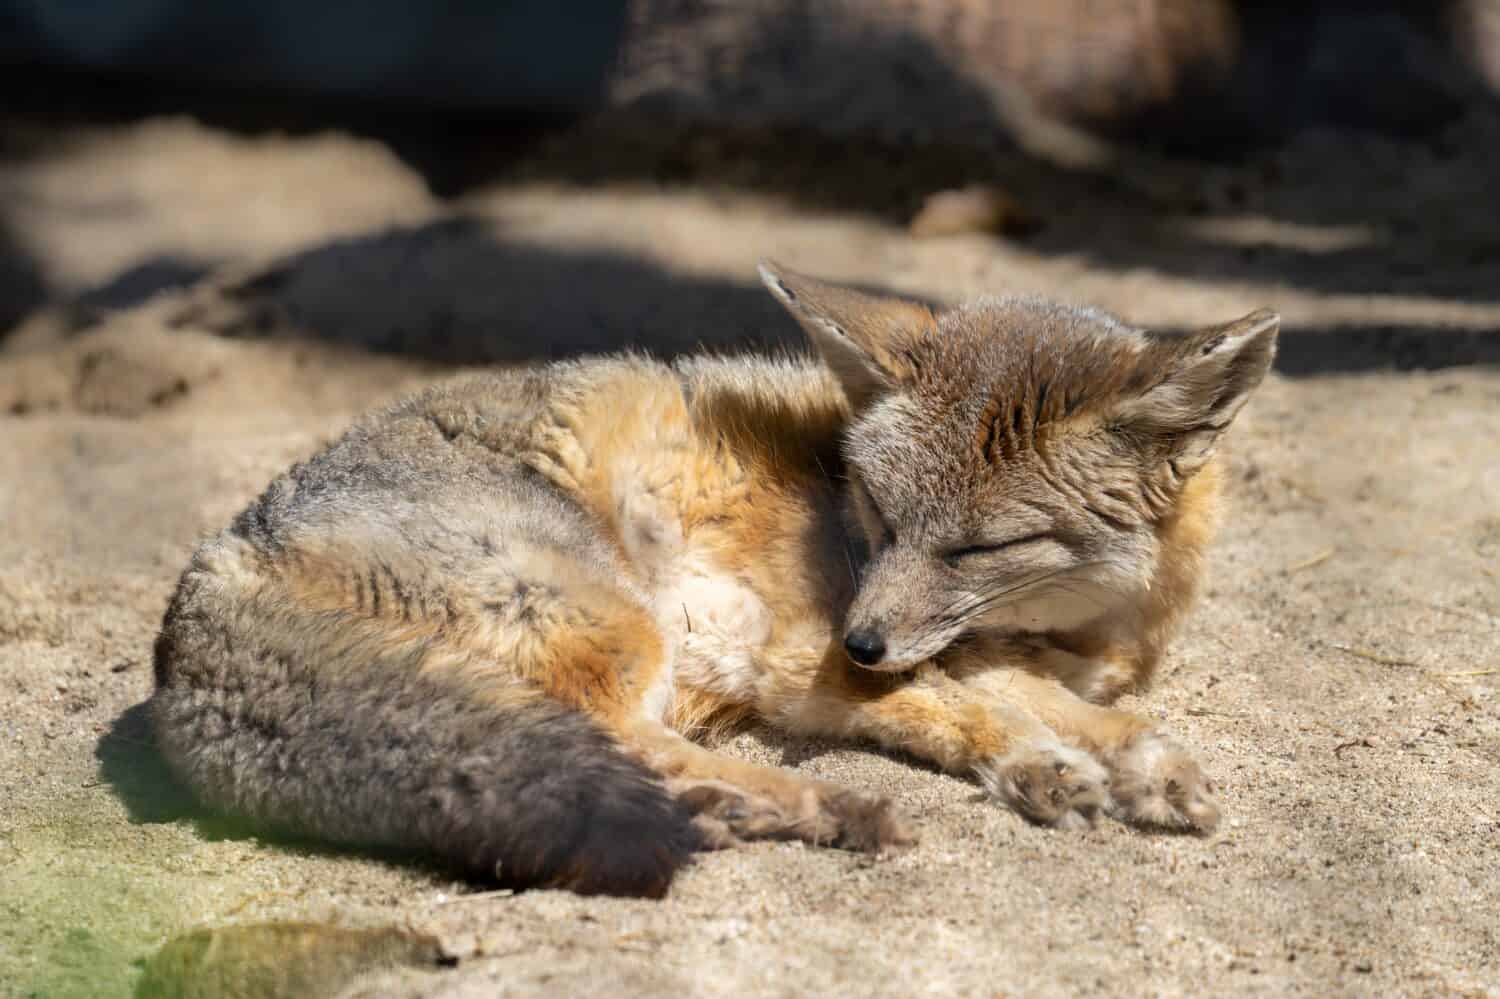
(94, 701, 199, 827)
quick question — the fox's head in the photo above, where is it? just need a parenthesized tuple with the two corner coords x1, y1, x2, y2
(760, 262, 1278, 672)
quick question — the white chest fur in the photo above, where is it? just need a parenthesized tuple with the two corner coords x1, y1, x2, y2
(659, 567, 773, 704)
(616, 482, 773, 719)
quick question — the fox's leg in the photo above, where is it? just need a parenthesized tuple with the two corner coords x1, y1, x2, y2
(774, 653, 1216, 832)
(460, 567, 911, 853)
(613, 719, 914, 852)
(770, 656, 1111, 829)
(955, 666, 1220, 833)
(413, 559, 910, 854)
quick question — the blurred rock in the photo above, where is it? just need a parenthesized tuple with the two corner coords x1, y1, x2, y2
(1451, 0, 1500, 93)
(612, 1, 1495, 154)
(135, 922, 453, 999)
(908, 184, 1039, 238)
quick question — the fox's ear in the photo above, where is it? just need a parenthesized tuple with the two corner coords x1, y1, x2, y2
(1111, 309, 1279, 472)
(759, 260, 936, 409)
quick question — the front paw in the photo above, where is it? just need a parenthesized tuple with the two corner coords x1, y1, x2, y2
(812, 786, 918, 853)
(976, 741, 1112, 830)
(1106, 731, 1220, 833)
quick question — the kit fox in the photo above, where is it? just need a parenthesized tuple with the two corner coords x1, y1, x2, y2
(153, 263, 1278, 897)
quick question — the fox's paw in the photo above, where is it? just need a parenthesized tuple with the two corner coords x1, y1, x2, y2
(977, 740, 1112, 830)
(672, 780, 915, 853)
(674, 780, 796, 849)
(809, 786, 917, 853)
(1106, 731, 1220, 834)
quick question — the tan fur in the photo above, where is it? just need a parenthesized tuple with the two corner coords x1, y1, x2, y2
(154, 264, 1278, 892)
(1036, 454, 1225, 700)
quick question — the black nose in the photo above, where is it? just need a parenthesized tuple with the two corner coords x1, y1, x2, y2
(844, 629, 886, 666)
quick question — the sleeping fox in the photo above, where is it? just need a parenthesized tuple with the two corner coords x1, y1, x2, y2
(152, 263, 1278, 897)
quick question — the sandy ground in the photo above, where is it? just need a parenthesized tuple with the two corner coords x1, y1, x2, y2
(1, 108, 1497, 997)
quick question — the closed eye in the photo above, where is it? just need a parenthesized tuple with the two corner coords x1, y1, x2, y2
(942, 532, 1050, 565)
(854, 480, 896, 547)
(871, 504, 896, 547)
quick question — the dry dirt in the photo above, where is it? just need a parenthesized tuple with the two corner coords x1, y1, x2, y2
(1, 109, 1497, 997)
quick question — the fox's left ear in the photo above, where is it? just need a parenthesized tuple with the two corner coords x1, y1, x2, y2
(759, 260, 937, 410)
(1111, 309, 1280, 472)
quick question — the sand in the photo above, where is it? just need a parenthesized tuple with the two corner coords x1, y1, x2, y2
(1, 108, 1496, 997)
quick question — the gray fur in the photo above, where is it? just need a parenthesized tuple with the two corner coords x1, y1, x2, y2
(761, 264, 1277, 670)
(153, 370, 699, 897)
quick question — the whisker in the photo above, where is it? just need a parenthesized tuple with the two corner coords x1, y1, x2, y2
(960, 562, 1115, 620)
(1044, 582, 1112, 615)
(1051, 579, 1141, 625)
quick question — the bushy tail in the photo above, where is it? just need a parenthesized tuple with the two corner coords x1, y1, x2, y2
(151, 597, 699, 898)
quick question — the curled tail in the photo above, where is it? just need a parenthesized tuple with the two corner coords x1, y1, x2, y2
(150, 567, 699, 898)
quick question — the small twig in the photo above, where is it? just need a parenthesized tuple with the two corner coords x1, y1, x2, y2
(1432, 669, 1499, 678)
(434, 888, 514, 905)
(612, 931, 660, 952)
(1334, 737, 1376, 757)
(1330, 644, 1420, 668)
(682, 603, 692, 634)
(1286, 547, 1335, 574)
(1185, 707, 1244, 719)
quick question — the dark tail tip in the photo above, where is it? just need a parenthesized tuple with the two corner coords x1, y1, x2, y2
(540, 775, 702, 898)
(423, 701, 701, 898)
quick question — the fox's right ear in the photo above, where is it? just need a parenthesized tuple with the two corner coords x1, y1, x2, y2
(759, 260, 936, 410)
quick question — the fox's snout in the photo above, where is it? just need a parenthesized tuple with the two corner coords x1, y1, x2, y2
(842, 628, 887, 667)
(841, 553, 963, 672)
